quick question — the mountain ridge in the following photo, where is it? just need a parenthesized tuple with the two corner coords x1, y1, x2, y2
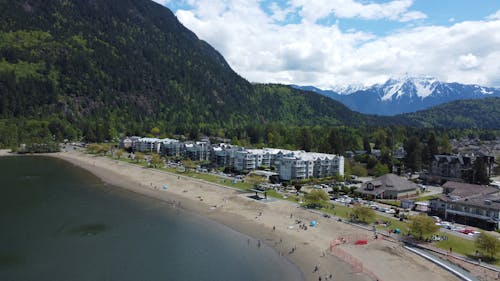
(292, 76, 500, 116)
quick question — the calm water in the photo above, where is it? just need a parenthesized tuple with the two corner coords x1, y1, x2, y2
(0, 157, 303, 281)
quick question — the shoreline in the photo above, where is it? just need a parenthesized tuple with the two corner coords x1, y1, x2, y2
(3, 151, 459, 281)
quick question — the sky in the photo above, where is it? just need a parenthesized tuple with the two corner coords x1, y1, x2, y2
(152, 0, 500, 89)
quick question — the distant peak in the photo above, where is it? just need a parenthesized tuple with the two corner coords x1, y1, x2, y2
(384, 74, 438, 85)
(331, 83, 367, 95)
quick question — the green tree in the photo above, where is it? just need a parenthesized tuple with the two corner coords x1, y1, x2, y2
(350, 205, 376, 223)
(351, 162, 368, 177)
(408, 214, 439, 240)
(425, 133, 439, 163)
(363, 137, 371, 154)
(475, 232, 500, 260)
(181, 159, 197, 172)
(150, 153, 164, 168)
(404, 136, 423, 173)
(303, 189, 329, 209)
(343, 160, 352, 178)
(97, 144, 109, 156)
(471, 157, 490, 185)
(134, 152, 144, 163)
(114, 149, 123, 159)
(373, 163, 390, 177)
(86, 143, 101, 154)
(150, 127, 161, 137)
(246, 174, 267, 188)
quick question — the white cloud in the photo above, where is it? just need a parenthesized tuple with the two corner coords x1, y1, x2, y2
(289, 0, 426, 23)
(486, 9, 500, 20)
(457, 53, 480, 70)
(152, 0, 170, 6)
(175, 1, 500, 88)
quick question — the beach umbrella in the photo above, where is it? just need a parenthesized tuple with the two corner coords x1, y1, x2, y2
(309, 220, 317, 227)
(163, 185, 168, 190)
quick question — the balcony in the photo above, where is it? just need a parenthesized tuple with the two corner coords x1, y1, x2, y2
(446, 209, 497, 221)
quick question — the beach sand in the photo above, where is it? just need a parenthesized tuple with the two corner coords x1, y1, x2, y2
(0, 149, 12, 156)
(34, 151, 458, 281)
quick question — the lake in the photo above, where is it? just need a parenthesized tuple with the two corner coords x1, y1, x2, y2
(0, 156, 303, 281)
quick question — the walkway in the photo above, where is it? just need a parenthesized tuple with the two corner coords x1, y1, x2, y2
(404, 244, 480, 281)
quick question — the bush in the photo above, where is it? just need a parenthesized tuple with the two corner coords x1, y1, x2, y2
(350, 205, 375, 223)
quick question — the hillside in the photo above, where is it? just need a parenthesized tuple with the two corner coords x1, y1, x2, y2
(0, 0, 373, 142)
(403, 98, 500, 129)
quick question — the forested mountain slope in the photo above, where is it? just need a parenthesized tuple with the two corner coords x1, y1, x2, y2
(403, 98, 500, 129)
(0, 0, 374, 142)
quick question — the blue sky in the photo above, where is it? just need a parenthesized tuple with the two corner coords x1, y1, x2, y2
(154, 0, 500, 88)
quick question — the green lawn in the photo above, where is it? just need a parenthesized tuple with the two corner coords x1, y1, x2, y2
(377, 199, 401, 207)
(326, 204, 353, 219)
(434, 234, 476, 257)
(414, 194, 439, 202)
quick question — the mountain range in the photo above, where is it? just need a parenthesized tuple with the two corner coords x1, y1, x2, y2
(0, 0, 499, 144)
(292, 76, 500, 116)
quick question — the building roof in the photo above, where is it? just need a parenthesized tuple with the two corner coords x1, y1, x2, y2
(442, 192, 500, 210)
(438, 181, 500, 210)
(442, 181, 495, 197)
(433, 154, 471, 165)
(356, 173, 419, 195)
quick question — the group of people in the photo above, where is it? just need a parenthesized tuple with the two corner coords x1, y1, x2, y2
(314, 265, 333, 280)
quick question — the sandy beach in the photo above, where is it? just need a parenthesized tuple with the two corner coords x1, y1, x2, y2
(8, 150, 459, 281)
(0, 149, 12, 156)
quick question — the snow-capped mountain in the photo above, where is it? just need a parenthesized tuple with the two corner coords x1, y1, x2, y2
(292, 76, 500, 116)
(331, 83, 368, 95)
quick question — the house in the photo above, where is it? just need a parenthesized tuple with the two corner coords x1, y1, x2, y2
(429, 181, 500, 230)
(356, 174, 419, 199)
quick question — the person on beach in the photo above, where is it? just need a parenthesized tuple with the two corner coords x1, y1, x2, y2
(257, 240, 261, 248)
(273, 225, 276, 231)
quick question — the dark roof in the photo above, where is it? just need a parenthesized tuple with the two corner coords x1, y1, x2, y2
(442, 192, 500, 210)
(433, 154, 471, 165)
(439, 181, 500, 209)
(356, 174, 418, 194)
(442, 181, 494, 197)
